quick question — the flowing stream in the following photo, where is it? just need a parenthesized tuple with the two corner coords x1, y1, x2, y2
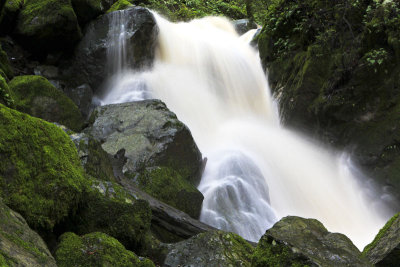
(101, 10, 393, 249)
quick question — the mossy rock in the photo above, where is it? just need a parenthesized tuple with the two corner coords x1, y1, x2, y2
(136, 167, 203, 219)
(0, 0, 24, 34)
(71, 0, 116, 25)
(0, 104, 89, 231)
(252, 216, 372, 267)
(163, 230, 253, 267)
(55, 232, 155, 267)
(0, 44, 13, 79)
(9, 75, 84, 131)
(15, 0, 82, 54)
(363, 213, 400, 266)
(107, 0, 133, 13)
(0, 73, 14, 108)
(71, 179, 152, 252)
(0, 199, 57, 266)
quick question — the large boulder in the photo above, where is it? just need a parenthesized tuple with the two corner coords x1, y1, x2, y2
(87, 100, 204, 186)
(71, 0, 116, 25)
(163, 230, 254, 267)
(258, 0, 400, 198)
(63, 6, 157, 94)
(15, 0, 82, 54)
(0, 104, 89, 232)
(363, 213, 400, 266)
(0, 200, 57, 266)
(252, 216, 372, 267)
(8, 75, 84, 131)
(55, 232, 154, 267)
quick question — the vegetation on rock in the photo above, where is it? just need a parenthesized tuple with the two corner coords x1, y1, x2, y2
(55, 232, 155, 267)
(9, 75, 84, 131)
(0, 104, 89, 231)
(107, 0, 133, 13)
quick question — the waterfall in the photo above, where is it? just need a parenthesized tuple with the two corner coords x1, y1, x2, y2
(102, 11, 393, 249)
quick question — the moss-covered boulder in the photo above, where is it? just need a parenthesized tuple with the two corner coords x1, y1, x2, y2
(107, 0, 133, 13)
(0, 200, 57, 266)
(163, 230, 253, 267)
(55, 232, 154, 267)
(15, 0, 82, 54)
(9, 75, 84, 131)
(363, 213, 400, 266)
(135, 167, 204, 218)
(0, 0, 24, 34)
(88, 100, 204, 187)
(0, 74, 14, 108)
(0, 44, 13, 79)
(71, 179, 152, 252)
(258, 0, 400, 197)
(71, 0, 116, 25)
(252, 216, 372, 267)
(0, 104, 89, 231)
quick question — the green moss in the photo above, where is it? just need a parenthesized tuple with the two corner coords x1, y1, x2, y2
(16, 0, 82, 53)
(0, 104, 89, 231)
(0, 74, 14, 108)
(9, 75, 84, 131)
(0, 44, 12, 79)
(107, 0, 133, 13)
(55, 232, 155, 267)
(72, 179, 152, 252)
(363, 213, 400, 256)
(135, 167, 203, 218)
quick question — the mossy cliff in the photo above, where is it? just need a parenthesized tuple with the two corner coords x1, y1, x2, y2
(258, 0, 400, 196)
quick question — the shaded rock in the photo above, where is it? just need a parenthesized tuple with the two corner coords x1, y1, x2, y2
(0, 104, 89, 232)
(233, 19, 257, 35)
(252, 216, 372, 267)
(363, 213, 400, 266)
(8, 75, 84, 131)
(71, 0, 116, 26)
(0, 43, 13, 79)
(87, 100, 203, 187)
(0, 0, 24, 34)
(258, 0, 400, 199)
(163, 230, 253, 267)
(15, 0, 82, 55)
(71, 179, 152, 252)
(64, 6, 157, 94)
(134, 166, 204, 219)
(0, 200, 57, 266)
(55, 232, 154, 267)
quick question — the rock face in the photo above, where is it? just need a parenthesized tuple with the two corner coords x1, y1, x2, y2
(64, 6, 157, 94)
(252, 216, 372, 267)
(0, 200, 57, 266)
(88, 100, 204, 186)
(233, 19, 257, 35)
(8, 75, 84, 131)
(55, 232, 154, 267)
(0, 104, 88, 231)
(258, 0, 400, 198)
(15, 0, 82, 54)
(71, 0, 116, 25)
(363, 213, 400, 266)
(163, 230, 254, 267)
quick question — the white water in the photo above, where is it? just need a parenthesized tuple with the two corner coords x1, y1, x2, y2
(101, 11, 393, 249)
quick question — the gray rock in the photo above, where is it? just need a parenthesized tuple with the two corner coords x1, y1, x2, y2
(163, 230, 254, 267)
(252, 216, 372, 267)
(233, 19, 258, 35)
(363, 213, 400, 266)
(0, 200, 57, 266)
(87, 100, 204, 186)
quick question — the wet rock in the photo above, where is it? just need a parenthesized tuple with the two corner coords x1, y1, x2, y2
(252, 216, 372, 267)
(233, 19, 257, 35)
(0, 200, 57, 266)
(363, 213, 400, 266)
(163, 230, 254, 267)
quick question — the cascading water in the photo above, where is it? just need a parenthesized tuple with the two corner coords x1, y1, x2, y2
(101, 11, 393, 249)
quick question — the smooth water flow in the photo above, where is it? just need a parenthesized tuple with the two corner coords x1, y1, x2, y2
(102, 11, 392, 249)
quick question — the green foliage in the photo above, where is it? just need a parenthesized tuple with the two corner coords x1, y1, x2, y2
(363, 213, 400, 255)
(9, 75, 84, 131)
(0, 104, 89, 231)
(0, 74, 14, 108)
(55, 232, 155, 267)
(135, 167, 203, 218)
